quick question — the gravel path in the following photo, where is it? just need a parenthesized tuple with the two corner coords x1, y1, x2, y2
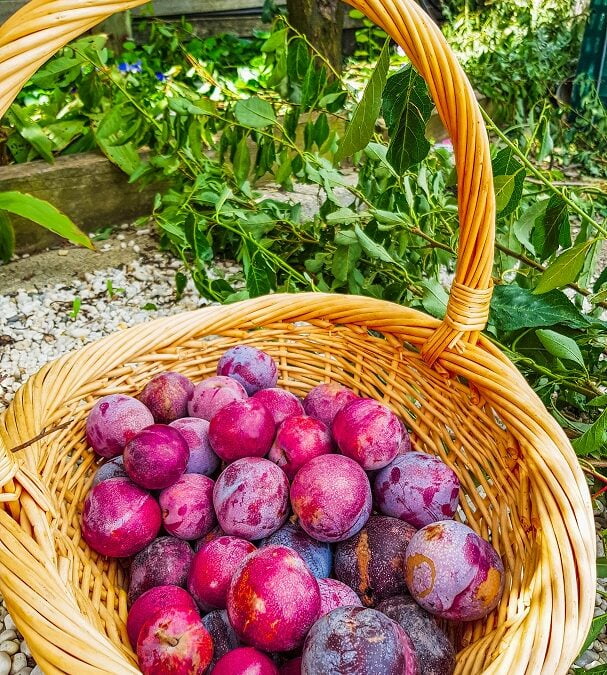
(0, 223, 604, 673)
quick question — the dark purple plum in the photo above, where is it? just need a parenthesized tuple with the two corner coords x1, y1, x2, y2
(260, 523, 332, 578)
(169, 417, 219, 476)
(202, 610, 240, 669)
(374, 452, 460, 528)
(301, 606, 418, 675)
(377, 596, 455, 675)
(138, 371, 194, 424)
(188, 376, 248, 421)
(217, 345, 278, 395)
(334, 515, 416, 606)
(209, 399, 275, 462)
(91, 456, 127, 486)
(302, 383, 359, 428)
(252, 388, 304, 426)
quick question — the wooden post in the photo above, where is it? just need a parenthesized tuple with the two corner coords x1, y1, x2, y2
(99, 10, 132, 49)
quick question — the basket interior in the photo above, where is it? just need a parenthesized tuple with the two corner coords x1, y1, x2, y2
(28, 320, 534, 666)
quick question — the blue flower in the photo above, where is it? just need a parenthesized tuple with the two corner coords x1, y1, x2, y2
(118, 60, 143, 74)
(155, 72, 167, 82)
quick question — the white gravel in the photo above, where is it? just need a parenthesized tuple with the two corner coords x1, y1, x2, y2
(0, 229, 605, 672)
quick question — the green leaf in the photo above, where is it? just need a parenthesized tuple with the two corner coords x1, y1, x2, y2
(0, 212, 15, 263)
(533, 194, 569, 261)
(492, 148, 526, 218)
(175, 271, 187, 299)
(490, 286, 590, 332)
(0, 191, 92, 249)
(572, 409, 607, 456)
(589, 395, 607, 408)
(335, 38, 391, 162)
(579, 612, 607, 655)
(45, 120, 86, 153)
(534, 241, 594, 294)
(234, 97, 276, 129)
(261, 28, 287, 53)
(593, 266, 607, 293)
(334, 229, 359, 245)
(538, 122, 554, 162)
(354, 224, 396, 263)
(597, 557, 607, 578)
(30, 56, 82, 88)
(246, 251, 274, 297)
(332, 244, 362, 282)
(233, 137, 251, 184)
(7, 105, 54, 163)
(574, 666, 607, 675)
(98, 141, 140, 175)
(513, 201, 548, 254)
(420, 279, 448, 319)
(535, 329, 585, 368)
(382, 66, 433, 173)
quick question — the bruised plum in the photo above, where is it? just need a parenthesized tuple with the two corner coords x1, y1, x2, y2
(209, 399, 275, 462)
(252, 388, 304, 426)
(124, 424, 189, 490)
(374, 452, 460, 528)
(334, 515, 416, 606)
(188, 536, 255, 610)
(301, 606, 418, 675)
(86, 394, 154, 458)
(138, 372, 194, 423)
(317, 578, 362, 617)
(302, 383, 358, 428)
(169, 417, 219, 476)
(377, 596, 455, 675)
(332, 398, 402, 471)
(268, 415, 333, 479)
(159, 474, 215, 540)
(91, 456, 127, 486)
(188, 376, 248, 421)
(213, 647, 279, 675)
(128, 536, 194, 605)
(404, 520, 504, 621)
(81, 477, 160, 558)
(260, 523, 332, 578)
(227, 545, 320, 652)
(127, 585, 197, 648)
(213, 458, 289, 540)
(217, 345, 278, 395)
(290, 454, 372, 543)
(202, 610, 240, 669)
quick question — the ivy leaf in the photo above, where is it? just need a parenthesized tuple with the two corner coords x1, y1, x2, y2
(0, 191, 93, 249)
(233, 137, 251, 184)
(234, 97, 276, 129)
(572, 409, 607, 456)
(534, 240, 594, 294)
(492, 148, 526, 218)
(532, 195, 569, 261)
(382, 66, 433, 173)
(246, 251, 275, 297)
(579, 612, 607, 654)
(420, 279, 448, 319)
(332, 244, 362, 282)
(0, 212, 15, 263)
(354, 224, 396, 263)
(490, 286, 590, 332)
(335, 38, 391, 162)
(535, 329, 585, 368)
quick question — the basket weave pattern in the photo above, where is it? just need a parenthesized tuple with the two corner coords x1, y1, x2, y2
(0, 1, 596, 674)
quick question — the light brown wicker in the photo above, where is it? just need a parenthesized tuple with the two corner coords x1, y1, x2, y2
(0, 1, 596, 673)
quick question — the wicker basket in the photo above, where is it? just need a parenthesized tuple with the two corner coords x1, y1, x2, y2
(0, 1, 596, 673)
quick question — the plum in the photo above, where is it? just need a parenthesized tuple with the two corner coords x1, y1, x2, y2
(86, 394, 154, 458)
(188, 376, 248, 421)
(214, 457, 289, 540)
(138, 372, 194, 424)
(374, 452, 460, 528)
(137, 606, 213, 675)
(252, 388, 304, 426)
(169, 417, 219, 476)
(260, 523, 332, 578)
(280, 658, 302, 674)
(217, 345, 278, 395)
(268, 416, 333, 479)
(202, 610, 240, 668)
(301, 606, 418, 675)
(317, 578, 362, 617)
(81, 477, 160, 558)
(194, 525, 227, 552)
(209, 398, 275, 462)
(332, 398, 402, 471)
(377, 596, 455, 675)
(91, 456, 127, 486)
(334, 515, 416, 606)
(227, 545, 320, 652)
(302, 383, 358, 428)
(188, 536, 255, 610)
(124, 424, 189, 490)
(404, 520, 504, 621)
(290, 454, 372, 543)
(128, 536, 194, 605)
(159, 474, 216, 540)
(127, 585, 198, 648)
(213, 647, 279, 675)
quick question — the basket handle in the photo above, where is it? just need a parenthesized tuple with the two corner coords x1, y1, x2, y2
(0, 0, 495, 365)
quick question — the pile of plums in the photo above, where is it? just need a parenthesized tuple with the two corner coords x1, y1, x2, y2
(82, 344, 505, 674)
